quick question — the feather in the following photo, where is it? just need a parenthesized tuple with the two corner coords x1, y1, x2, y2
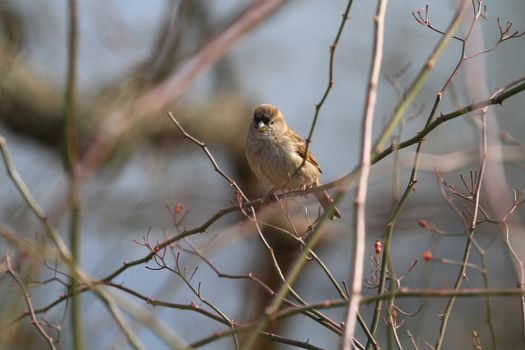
(287, 128, 322, 174)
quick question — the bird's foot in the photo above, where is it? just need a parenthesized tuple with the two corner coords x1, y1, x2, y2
(264, 188, 279, 205)
(299, 184, 314, 197)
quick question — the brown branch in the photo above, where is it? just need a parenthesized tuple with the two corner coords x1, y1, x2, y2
(105, 281, 228, 325)
(91, 74, 525, 288)
(9, 74, 525, 342)
(167, 114, 344, 338)
(434, 80, 496, 349)
(261, 332, 325, 350)
(191, 287, 525, 348)
(3, 255, 57, 350)
(167, 111, 248, 201)
(298, 0, 353, 175)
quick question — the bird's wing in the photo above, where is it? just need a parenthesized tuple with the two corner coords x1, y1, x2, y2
(288, 129, 322, 174)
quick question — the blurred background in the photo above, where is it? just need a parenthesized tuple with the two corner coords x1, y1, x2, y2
(1, 0, 525, 349)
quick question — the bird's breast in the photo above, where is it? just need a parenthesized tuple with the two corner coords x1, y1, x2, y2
(245, 133, 320, 189)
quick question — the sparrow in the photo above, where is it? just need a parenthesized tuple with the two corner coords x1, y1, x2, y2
(245, 104, 341, 220)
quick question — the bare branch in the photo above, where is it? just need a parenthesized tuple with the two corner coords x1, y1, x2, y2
(3, 255, 57, 350)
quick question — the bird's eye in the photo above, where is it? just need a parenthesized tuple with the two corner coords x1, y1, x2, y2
(270, 121, 274, 125)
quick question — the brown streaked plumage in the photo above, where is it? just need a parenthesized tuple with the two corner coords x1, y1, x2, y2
(245, 104, 341, 220)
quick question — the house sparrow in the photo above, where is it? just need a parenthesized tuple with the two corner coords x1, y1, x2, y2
(245, 104, 341, 220)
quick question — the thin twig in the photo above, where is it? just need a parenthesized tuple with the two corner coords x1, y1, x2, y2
(168, 114, 344, 341)
(0, 137, 146, 350)
(4, 255, 57, 350)
(255, 219, 347, 300)
(189, 287, 525, 348)
(434, 84, 491, 349)
(342, 0, 387, 348)
(407, 329, 419, 350)
(261, 332, 325, 350)
(167, 112, 247, 201)
(297, 0, 353, 177)
(105, 288, 190, 349)
(88, 75, 525, 291)
(371, 76, 525, 166)
(8, 75, 525, 348)
(239, 204, 347, 349)
(184, 238, 363, 341)
(165, 251, 240, 349)
(502, 222, 525, 339)
(367, 3, 474, 347)
(373, 0, 469, 154)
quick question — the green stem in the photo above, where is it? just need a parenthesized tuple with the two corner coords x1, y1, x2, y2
(64, 1, 83, 349)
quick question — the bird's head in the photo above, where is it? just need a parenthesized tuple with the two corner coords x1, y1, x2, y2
(252, 104, 287, 136)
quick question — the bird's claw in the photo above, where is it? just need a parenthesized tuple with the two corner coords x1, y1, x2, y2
(264, 192, 279, 204)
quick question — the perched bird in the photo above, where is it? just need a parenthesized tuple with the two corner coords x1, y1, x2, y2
(245, 104, 341, 220)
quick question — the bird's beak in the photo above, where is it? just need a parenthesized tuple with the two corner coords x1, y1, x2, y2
(257, 121, 267, 131)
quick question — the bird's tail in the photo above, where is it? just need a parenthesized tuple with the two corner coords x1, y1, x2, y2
(314, 190, 342, 220)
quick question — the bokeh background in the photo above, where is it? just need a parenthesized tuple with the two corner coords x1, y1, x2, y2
(1, 0, 525, 349)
